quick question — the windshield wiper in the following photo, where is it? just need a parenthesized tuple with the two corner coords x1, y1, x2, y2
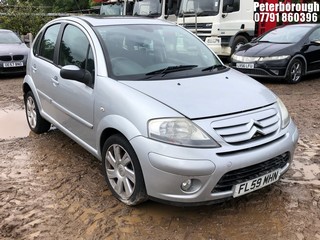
(145, 65, 198, 77)
(202, 64, 226, 72)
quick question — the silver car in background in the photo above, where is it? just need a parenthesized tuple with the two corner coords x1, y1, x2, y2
(0, 29, 29, 75)
(23, 16, 299, 206)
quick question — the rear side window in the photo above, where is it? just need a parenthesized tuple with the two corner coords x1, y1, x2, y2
(39, 24, 61, 61)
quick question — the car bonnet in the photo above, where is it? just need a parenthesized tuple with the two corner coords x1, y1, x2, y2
(236, 42, 295, 57)
(0, 43, 29, 55)
(120, 68, 277, 119)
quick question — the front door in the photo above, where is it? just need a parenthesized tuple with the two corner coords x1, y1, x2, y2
(52, 24, 96, 147)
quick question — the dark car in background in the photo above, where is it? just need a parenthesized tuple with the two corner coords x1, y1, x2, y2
(0, 29, 29, 75)
(230, 24, 320, 83)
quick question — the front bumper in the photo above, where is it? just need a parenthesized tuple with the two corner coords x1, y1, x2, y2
(130, 120, 298, 205)
(230, 59, 290, 79)
(0, 59, 27, 75)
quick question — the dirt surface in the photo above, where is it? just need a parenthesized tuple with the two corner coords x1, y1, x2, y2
(0, 75, 319, 240)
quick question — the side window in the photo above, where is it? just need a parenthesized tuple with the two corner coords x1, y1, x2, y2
(39, 24, 61, 61)
(223, 0, 240, 13)
(59, 25, 91, 69)
(32, 31, 42, 56)
(309, 28, 320, 41)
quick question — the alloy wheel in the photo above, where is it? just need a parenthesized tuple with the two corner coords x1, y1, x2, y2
(105, 144, 136, 199)
(290, 61, 302, 82)
(26, 96, 37, 129)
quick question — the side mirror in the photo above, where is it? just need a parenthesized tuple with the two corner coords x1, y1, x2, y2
(311, 40, 320, 45)
(60, 65, 93, 87)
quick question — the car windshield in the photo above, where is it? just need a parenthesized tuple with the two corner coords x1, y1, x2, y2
(0, 31, 22, 44)
(258, 25, 312, 43)
(95, 24, 224, 80)
(100, 3, 124, 15)
(132, 0, 162, 17)
(178, 0, 220, 17)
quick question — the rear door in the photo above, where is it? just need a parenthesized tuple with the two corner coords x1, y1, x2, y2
(30, 23, 61, 117)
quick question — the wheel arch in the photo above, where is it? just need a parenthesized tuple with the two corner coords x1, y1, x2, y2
(229, 31, 252, 48)
(285, 54, 307, 76)
(97, 115, 142, 160)
(22, 76, 43, 111)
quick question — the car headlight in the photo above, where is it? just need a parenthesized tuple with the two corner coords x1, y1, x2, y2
(148, 118, 220, 148)
(231, 54, 260, 62)
(277, 98, 290, 128)
(258, 55, 290, 62)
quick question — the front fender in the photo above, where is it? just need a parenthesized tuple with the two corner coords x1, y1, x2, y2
(96, 114, 142, 158)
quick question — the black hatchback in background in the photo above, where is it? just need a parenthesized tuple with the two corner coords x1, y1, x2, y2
(0, 29, 29, 75)
(230, 24, 320, 83)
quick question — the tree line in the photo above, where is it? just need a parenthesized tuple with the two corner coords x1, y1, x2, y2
(0, 0, 97, 36)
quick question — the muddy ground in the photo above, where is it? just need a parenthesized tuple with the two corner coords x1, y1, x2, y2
(0, 75, 319, 240)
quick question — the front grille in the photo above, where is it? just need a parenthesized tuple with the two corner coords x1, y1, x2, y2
(180, 23, 212, 29)
(0, 55, 12, 61)
(212, 108, 280, 145)
(197, 36, 206, 41)
(212, 152, 290, 193)
(13, 55, 24, 60)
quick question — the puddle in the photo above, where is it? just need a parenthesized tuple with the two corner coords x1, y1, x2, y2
(0, 109, 30, 140)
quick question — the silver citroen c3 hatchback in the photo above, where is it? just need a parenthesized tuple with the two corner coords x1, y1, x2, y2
(23, 16, 299, 206)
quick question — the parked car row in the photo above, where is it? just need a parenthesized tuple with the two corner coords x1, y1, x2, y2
(22, 16, 299, 206)
(0, 29, 29, 75)
(2, 23, 320, 84)
(230, 24, 320, 84)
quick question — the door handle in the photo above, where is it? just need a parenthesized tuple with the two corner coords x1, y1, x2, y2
(31, 64, 37, 72)
(51, 76, 59, 86)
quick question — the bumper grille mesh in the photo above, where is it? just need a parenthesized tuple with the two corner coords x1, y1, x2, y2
(212, 152, 290, 193)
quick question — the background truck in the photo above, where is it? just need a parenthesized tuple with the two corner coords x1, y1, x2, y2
(97, 0, 127, 15)
(96, 0, 178, 20)
(176, 0, 306, 57)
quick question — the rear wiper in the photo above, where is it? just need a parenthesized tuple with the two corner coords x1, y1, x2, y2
(202, 64, 226, 72)
(145, 65, 198, 76)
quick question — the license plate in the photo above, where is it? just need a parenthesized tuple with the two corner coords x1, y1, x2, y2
(3, 62, 24, 68)
(233, 169, 281, 198)
(236, 63, 254, 69)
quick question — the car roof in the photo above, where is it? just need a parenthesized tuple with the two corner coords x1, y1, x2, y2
(0, 29, 15, 33)
(56, 15, 174, 27)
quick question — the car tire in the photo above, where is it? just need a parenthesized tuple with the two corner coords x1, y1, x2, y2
(231, 35, 249, 55)
(102, 134, 147, 206)
(24, 91, 51, 134)
(285, 58, 303, 84)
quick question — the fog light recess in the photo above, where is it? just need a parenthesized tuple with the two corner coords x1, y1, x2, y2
(270, 70, 279, 75)
(180, 179, 201, 193)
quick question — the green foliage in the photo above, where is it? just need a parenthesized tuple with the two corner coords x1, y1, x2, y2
(0, 1, 54, 36)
